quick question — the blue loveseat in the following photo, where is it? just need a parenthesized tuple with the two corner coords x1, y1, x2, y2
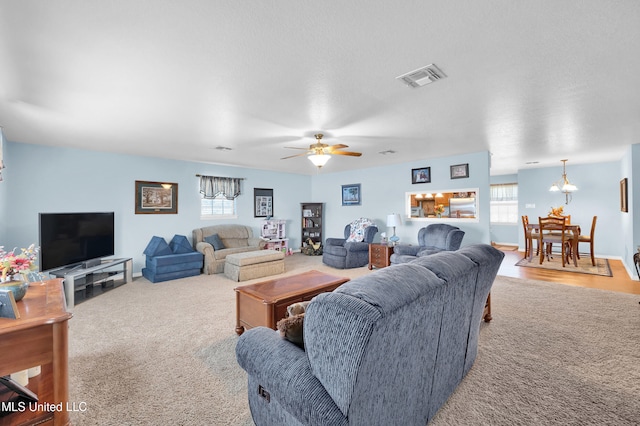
(142, 235, 203, 283)
(236, 244, 504, 425)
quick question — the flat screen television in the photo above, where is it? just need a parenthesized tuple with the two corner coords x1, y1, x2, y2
(39, 212, 115, 272)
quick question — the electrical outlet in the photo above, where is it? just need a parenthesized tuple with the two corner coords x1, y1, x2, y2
(525, 203, 535, 209)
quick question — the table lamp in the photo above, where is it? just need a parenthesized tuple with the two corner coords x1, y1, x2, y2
(386, 213, 402, 245)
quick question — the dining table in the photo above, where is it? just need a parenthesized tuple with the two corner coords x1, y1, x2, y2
(526, 222, 581, 266)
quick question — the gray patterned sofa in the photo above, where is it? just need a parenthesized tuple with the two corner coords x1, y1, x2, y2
(192, 224, 265, 274)
(236, 244, 504, 425)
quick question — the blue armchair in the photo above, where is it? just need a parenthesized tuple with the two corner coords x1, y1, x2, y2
(390, 223, 465, 265)
(322, 219, 378, 269)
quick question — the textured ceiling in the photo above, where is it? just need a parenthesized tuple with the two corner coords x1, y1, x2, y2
(1, 0, 639, 175)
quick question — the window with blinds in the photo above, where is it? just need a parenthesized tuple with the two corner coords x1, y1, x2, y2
(490, 183, 518, 224)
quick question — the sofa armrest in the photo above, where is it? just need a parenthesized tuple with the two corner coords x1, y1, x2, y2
(248, 237, 267, 249)
(393, 245, 420, 256)
(236, 327, 346, 425)
(325, 237, 346, 247)
(344, 241, 370, 252)
(195, 241, 214, 255)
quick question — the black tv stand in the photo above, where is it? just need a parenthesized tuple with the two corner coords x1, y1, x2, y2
(50, 258, 132, 309)
(82, 258, 102, 268)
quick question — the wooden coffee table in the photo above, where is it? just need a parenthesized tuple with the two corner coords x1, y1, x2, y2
(234, 270, 349, 335)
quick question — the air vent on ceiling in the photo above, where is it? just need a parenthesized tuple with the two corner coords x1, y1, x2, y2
(396, 64, 447, 88)
(215, 146, 232, 151)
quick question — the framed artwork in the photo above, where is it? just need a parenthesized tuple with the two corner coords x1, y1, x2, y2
(411, 167, 431, 184)
(342, 183, 361, 206)
(620, 178, 628, 212)
(135, 180, 178, 214)
(450, 163, 469, 179)
(254, 188, 273, 217)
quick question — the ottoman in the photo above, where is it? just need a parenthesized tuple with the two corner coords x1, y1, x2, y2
(224, 250, 285, 282)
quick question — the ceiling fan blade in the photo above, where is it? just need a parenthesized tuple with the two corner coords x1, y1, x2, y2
(284, 146, 312, 150)
(281, 152, 311, 160)
(327, 144, 349, 150)
(331, 150, 362, 157)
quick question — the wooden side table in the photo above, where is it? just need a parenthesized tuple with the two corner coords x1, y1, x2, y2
(368, 243, 394, 269)
(0, 278, 72, 426)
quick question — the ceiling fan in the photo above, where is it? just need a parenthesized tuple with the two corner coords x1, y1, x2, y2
(281, 133, 362, 168)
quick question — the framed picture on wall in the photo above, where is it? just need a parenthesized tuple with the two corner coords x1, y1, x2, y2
(254, 188, 273, 217)
(342, 183, 361, 206)
(450, 163, 469, 179)
(411, 167, 431, 184)
(620, 178, 628, 212)
(135, 180, 178, 214)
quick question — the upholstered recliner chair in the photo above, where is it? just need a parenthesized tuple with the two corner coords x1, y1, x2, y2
(322, 218, 378, 269)
(390, 223, 465, 265)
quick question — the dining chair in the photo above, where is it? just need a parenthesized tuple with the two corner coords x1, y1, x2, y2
(538, 216, 574, 267)
(576, 216, 597, 266)
(522, 215, 538, 259)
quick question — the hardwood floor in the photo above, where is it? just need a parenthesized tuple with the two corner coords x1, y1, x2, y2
(498, 248, 640, 295)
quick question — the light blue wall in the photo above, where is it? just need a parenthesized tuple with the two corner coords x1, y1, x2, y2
(2, 140, 639, 276)
(309, 151, 492, 247)
(489, 173, 519, 245)
(625, 144, 640, 276)
(518, 161, 621, 258)
(1, 142, 310, 273)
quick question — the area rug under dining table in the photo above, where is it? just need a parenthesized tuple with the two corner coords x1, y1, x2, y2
(515, 254, 612, 276)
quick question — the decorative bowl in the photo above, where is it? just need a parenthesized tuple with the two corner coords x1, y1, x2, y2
(0, 281, 29, 301)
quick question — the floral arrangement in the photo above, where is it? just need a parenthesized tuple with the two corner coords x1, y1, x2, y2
(434, 204, 446, 215)
(0, 244, 39, 281)
(548, 206, 565, 217)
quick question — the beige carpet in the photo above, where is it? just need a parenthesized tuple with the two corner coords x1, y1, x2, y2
(67, 253, 639, 425)
(515, 253, 612, 276)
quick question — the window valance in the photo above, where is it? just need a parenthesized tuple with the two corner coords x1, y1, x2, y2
(199, 175, 242, 200)
(490, 183, 518, 201)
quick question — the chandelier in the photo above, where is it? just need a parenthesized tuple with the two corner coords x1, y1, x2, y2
(549, 159, 577, 204)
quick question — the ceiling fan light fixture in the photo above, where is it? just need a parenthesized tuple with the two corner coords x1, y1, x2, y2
(308, 154, 330, 168)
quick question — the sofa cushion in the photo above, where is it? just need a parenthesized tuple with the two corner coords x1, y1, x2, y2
(323, 244, 347, 256)
(204, 233, 225, 250)
(169, 234, 193, 253)
(220, 237, 249, 248)
(145, 251, 203, 267)
(143, 236, 173, 256)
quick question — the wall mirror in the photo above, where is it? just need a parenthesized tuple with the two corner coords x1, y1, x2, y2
(405, 189, 479, 222)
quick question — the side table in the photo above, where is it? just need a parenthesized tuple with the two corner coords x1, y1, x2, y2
(0, 278, 72, 426)
(368, 243, 394, 269)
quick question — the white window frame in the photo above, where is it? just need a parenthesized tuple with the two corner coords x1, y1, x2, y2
(200, 194, 237, 220)
(490, 183, 518, 224)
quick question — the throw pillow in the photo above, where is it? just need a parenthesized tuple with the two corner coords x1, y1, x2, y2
(346, 217, 375, 242)
(169, 234, 193, 253)
(276, 315, 305, 348)
(204, 234, 225, 250)
(276, 301, 311, 349)
(143, 236, 173, 257)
